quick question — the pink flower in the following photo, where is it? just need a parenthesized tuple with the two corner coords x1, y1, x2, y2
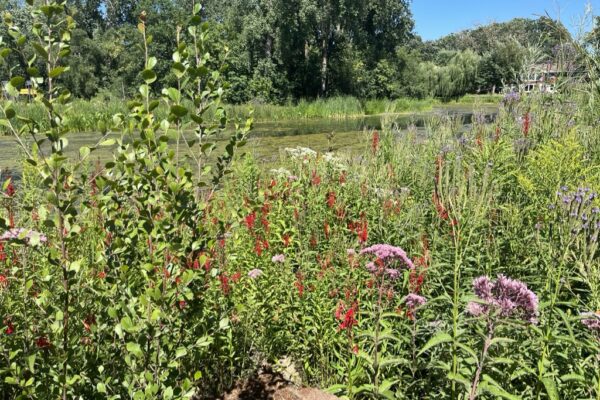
(467, 275, 539, 324)
(271, 254, 285, 263)
(581, 311, 600, 333)
(248, 269, 263, 279)
(360, 244, 415, 270)
(0, 228, 47, 245)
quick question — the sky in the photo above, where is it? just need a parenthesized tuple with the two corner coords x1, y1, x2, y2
(412, 0, 600, 41)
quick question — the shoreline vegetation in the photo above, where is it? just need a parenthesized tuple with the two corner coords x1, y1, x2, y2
(0, 94, 501, 134)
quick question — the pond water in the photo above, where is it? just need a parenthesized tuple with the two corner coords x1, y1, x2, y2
(0, 104, 497, 175)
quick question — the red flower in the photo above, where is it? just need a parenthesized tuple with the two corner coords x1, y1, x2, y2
(97, 271, 106, 279)
(352, 344, 359, 354)
(357, 219, 368, 244)
(4, 320, 14, 335)
(294, 279, 304, 298)
(0, 274, 7, 288)
(36, 336, 51, 349)
(219, 275, 230, 295)
(178, 300, 187, 310)
(283, 234, 291, 247)
(327, 192, 336, 208)
(244, 212, 256, 229)
(311, 171, 321, 186)
(372, 131, 380, 154)
(522, 112, 530, 136)
(0, 243, 6, 262)
(261, 216, 270, 232)
(336, 301, 358, 331)
(231, 271, 241, 283)
(324, 222, 331, 239)
(5, 180, 15, 197)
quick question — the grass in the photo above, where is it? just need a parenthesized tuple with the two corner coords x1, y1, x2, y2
(0, 94, 500, 135)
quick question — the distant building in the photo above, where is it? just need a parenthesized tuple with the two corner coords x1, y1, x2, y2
(520, 63, 562, 94)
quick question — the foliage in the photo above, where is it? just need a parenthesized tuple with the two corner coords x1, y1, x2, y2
(1, 1, 600, 400)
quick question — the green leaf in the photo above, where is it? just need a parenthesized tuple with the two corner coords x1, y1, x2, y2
(9, 76, 25, 88)
(418, 332, 453, 355)
(100, 139, 115, 146)
(542, 377, 559, 400)
(48, 66, 67, 78)
(478, 381, 520, 400)
(146, 56, 157, 70)
(141, 69, 157, 84)
(126, 342, 142, 358)
(96, 382, 106, 393)
(170, 105, 188, 117)
(31, 43, 48, 59)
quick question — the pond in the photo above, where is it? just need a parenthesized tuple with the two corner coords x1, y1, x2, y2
(0, 104, 497, 174)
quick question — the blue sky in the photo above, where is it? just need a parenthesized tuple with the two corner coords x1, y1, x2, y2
(412, 0, 600, 41)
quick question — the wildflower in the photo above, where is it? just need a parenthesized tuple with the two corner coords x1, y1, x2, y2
(346, 249, 356, 257)
(311, 171, 321, 186)
(372, 131, 380, 153)
(219, 275, 230, 295)
(327, 191, 336, 208)
(4, 180, 15, 197)
(97, 271, 106, 279)
(294, 280, 304, 298)
(4, 318, 14, 335)
(581, 311, 600, 333)
(360, 244, 415, 270)
(283, 234, 291, 247)
(272, 254, 285, 263)
(0, 243, 5, 262)
(0, 274, 7, 289)
(248, 268, 263, 279)
(36, 336, 51, 349)
(244, 212, 256, 230)
(404, 293, 427, 319)
(385, 268, 401, 279)
(0, 228, 47, 245)
(231, 271, 242, 283)
(335, 301, 358, 331)
(467, 275, 539, 323)
(522, 112, 531, 136)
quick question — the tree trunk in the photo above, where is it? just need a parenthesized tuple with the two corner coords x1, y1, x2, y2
(320, 36, 328, 96)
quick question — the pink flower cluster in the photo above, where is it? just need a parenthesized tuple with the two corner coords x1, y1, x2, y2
(360, 244, 415, 269)
(404, 293, 427, 311)
(271, 254, 285, 263)
(581, 311, 600, 333)
(248, 269, 263, 279)
(467, 275, 539, 324)
(0, 228, 47, 245)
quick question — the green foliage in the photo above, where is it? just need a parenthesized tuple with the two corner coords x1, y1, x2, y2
(1, 2, 600, 400)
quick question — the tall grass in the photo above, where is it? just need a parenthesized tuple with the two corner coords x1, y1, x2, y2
(1, 94, 502, 135)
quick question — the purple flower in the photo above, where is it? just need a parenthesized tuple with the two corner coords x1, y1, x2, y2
(248, 269, 263, 279)
(385, 268, 401, 279)
(404, 293, 427, 311)
(271, 254, 285, 263)
(581, 312, 600, 333)
(467, 275, 539, 324)
(360, 244, 415, 270)
(366, 261, 377, 273)
(0, 228, 47, 246)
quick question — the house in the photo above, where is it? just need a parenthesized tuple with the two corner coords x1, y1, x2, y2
(520, 63, 562, 94)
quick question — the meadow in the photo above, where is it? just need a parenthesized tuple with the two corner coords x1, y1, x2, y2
(1, 2, 600, 400)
